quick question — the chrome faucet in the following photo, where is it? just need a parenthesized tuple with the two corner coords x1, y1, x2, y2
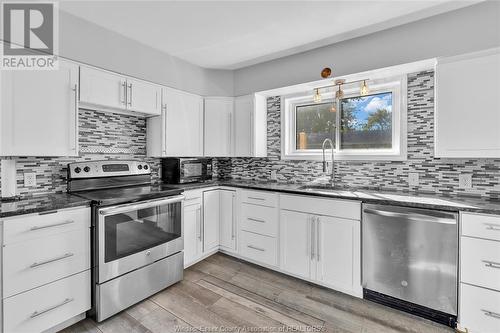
(322, 138, 335, 185)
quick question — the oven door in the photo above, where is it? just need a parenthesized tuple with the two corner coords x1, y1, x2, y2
(97, 195, 184, 283)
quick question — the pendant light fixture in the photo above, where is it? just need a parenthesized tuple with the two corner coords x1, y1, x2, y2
(360, 80, 369, 95)
(313, 88, 322, 103)
(313, 67, 370, 105)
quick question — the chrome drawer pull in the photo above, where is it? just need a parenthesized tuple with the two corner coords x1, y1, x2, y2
(484, 223, 500, 231)
(248, 197, 265, 201)
(30, 298, 74, 318)
(481, 309, 500, 320)
(248, 217, 265, 223)
(30, 253, 74, 268)
(247, 245, 265, 252)
(482, 260, 500, 269)
(30, 220, 75, 231)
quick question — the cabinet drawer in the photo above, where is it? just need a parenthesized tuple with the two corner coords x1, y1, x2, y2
(280, 194, 361, 220)
(460, 283, 500, 333)
(240, 231, 277, 267)
(3, 207, 90, 245)
(3, 228, 91, 298)
(241, 204, 278, 237)
(462, 213, 500, 241)
(241, 190, 278, 208)
(461, 236, 500, 291)
(3, 270, 91, 333)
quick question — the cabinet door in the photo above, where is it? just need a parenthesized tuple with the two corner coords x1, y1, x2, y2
(0, 60, 79, 156)
(233, 95, 253, 157)
(279, 210, 312, 280)
(435, 49, 500, 158)
(79, 66, 126, 110)
(164, 88, 204, 156)
(184, 203, 202, 268)
(126, 78, 161, 116)
(316, 216, 361, 294)
(202, 190, 220, 252)
(219, 190, 236, 251)
(204, 98, 233, 157)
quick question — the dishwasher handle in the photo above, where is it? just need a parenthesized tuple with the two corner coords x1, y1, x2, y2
(363, 208, 457, 224)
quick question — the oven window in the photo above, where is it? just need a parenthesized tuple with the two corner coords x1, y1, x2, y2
(104, 201, 181, 263)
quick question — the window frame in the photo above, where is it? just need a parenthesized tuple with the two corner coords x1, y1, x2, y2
(281, 75, 407, 161)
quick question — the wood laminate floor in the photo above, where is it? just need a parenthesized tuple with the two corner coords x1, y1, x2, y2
(61, 253, 453, 333)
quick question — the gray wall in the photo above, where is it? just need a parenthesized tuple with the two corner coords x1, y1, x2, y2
(234, 1, 500, 96)
(59, 12, 234, 96)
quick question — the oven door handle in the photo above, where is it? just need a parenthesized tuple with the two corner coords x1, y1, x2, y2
(99, 195, 185, 216)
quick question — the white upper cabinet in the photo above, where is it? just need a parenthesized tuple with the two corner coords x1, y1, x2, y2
(125, 78, 162, 115)
(435, 48, 500, 158)
(204, 97, 234, 157)
(147, 88, 203, 157)
(80, 66, 161, 116)
(0, 59, 79, 157)
(233, 94, 267, 157)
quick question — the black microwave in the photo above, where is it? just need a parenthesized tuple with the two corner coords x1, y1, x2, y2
(161, 158, 213, 184)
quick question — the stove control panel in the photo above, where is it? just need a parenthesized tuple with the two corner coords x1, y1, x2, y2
(68, 160, 151, 179)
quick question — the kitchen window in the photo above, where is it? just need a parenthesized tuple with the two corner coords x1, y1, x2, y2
(282, 76, 407, 160)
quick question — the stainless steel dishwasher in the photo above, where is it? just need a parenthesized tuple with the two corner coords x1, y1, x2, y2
(362, 204, 458, 327)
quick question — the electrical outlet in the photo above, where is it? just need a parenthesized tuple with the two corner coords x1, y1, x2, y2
(24, 173, 36, 187)
(270, 170, 277, 181)
(408, 172, 419, 186)
(459, 174, 473, 189)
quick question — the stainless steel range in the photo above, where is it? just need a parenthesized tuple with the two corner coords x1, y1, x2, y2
(67, 160, 184, 321)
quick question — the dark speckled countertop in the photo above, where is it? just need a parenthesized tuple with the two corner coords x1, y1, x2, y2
(0, 193, 91, 219)
(168, 179, 500, 215)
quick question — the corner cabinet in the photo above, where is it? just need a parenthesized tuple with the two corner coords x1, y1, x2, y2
(435, 48, 500, 158)
(147, 88, 204, 157)
(233, 94, 268, 157)
(204, 97, 234, 157)
(0, 59, 79, 157)
(219, 189, 237, 252)
(80, 66, 161, 116)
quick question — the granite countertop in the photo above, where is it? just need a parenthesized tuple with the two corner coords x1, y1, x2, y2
(170, 179, 500, 215)
(0, 193, 91, 219)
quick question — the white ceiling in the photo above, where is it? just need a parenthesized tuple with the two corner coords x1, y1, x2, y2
(59, 0, 480, 70)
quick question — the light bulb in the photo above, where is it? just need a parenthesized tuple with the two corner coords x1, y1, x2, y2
(330, 104, 336, 113)
(360, 80, 369, 95)
(313, 88, 322, 103)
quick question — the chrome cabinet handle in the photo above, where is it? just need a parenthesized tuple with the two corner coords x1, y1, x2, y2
(196, 207, 202, 241)
(162, 104, 167, 154)
(311, 216, 315, 260)
(30, 220, 75, 231)
(484, 223, 500, 231)
(483, 260, 500, 269)
(127, 83, 133, 106)
(121, 81, 127, 105)
(228, 112, 232, 156)
(72, 83, 78, 151)
(316, 217, 321, 261)
(247, 217, 265, 223)
(248, 196, 265, 201)
(30, 298, 74, 318)
(231, 194, 236, 240)
(247, 245, 265, 252)
(30, 253, 74, 268)
(481, 309, 500, 319)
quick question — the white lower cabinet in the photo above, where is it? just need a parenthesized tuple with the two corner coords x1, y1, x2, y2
(460, 283, 500, 333)
(203, 189, 221, 252)
(219, 189, 237, 252)
(3, 270, 91, 333)
(1, 207, 91, 333)
(279, 210, 312, 279)
(183, 199, 203, 268)
(279, 195, 362, 297)
(239, 231, 277, 267)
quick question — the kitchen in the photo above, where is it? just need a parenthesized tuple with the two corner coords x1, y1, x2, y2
(0, 1, 499, 333)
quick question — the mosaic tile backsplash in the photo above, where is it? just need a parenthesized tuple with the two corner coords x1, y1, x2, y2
(6, 110, 161, 197)
(1, 70, 499, 198)
(217, 71, 500, 198)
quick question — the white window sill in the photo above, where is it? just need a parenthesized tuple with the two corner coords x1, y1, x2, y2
(281, 151, 407, 161)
